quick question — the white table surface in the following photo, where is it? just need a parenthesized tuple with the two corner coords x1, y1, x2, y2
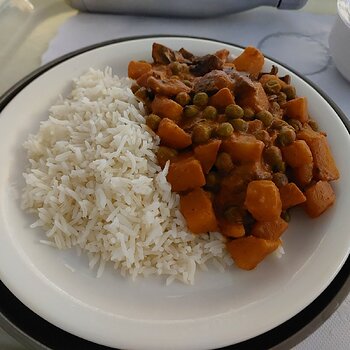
(0, 1, 349, 349)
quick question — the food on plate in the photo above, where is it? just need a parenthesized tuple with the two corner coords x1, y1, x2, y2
(129, 43, 340, 270)
(21, 43, 339, 283)
(21, 68, 231, 285)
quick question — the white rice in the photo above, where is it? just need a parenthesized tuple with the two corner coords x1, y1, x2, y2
(21, 68, 232, 285)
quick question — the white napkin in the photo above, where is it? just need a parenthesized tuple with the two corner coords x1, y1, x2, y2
(42, 8, 350, 350)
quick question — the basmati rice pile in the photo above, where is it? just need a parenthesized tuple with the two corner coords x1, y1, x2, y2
(21, 68, 232, 285)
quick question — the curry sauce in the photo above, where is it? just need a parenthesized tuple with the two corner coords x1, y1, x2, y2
(128, 43, 340, 270)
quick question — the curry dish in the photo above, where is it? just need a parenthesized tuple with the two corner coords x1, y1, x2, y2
(128, 43, 340, 270)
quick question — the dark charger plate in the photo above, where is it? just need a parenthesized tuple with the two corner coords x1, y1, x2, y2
(0, 36, 349, 350)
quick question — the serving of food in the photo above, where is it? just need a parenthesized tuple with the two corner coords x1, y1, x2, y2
(21, 42, 339, 283)
(0, 37, 348, 349)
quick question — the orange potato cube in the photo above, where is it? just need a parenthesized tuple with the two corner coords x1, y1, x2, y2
(128, 60, 152, 80)
(293, 163, 314, 188)
(284, 97, 308, 123)
(180, 188, 218, 234)
(244, 180, 282, 221)
(279, 183, 306, 210)
(298, 129, 339, 181)
(227, 236, 280, 270)
(233, 46, 265, 76)
(151, 95, 183, 122)
(304, 181, 336, 218)
(221, 133, 265, 163)
(194, 139, 222, 174)
(237, 82, 269, 113)
(219, 220, 245, 238)
(251, 217, 288, 241)
(157, 118, 192, 149)
(281, 140, 313, 168)
(209, 88, 235, 109)
(167, 158, 205, 192)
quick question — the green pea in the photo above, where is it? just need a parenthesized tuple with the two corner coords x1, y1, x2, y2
(157, 146, 178, 164)
(278, 126, 296, 146)
(170, 61, 182, 75)
(224, 206, 243, 223)
(243, 107, 255, 120)
(272, 172, 289, 188)
(183, 80, 192, 87)
(275, 161, 286, 173)
(175, 92, 191, 106)
(281, 210, 291, 222)
(215, 152, 234, 173)
(254, 130, 270, 145)
(225, 104, 244, 119)
(270, 101, 281, 116)
(264, 146, 283, 167)
(131, 84, 140, 94)
(230, 118, 248, 132)
(134, 87, 149, 103)
(270, 118, 289, 130)
(184, 105, 199, 118)
(308, 119, 319, 131)
(282, 85, 296, 100)
(203, 106, 218, 120)
(216, 122, 234, 138)
(206, 172, 219, 189)
(277, 92, 287, 106)
(193, 92, 209, 107)
(288, 118, 303, 132)
(264, 79, 281, 95)
(192, 124, 211, 144)
(256, 110, 274, 126)
(146, 114, 161, 131)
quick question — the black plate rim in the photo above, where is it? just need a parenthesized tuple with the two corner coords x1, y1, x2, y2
(0, 34, 349, 350)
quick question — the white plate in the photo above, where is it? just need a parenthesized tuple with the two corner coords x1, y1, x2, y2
(0, 37, 349, 350)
